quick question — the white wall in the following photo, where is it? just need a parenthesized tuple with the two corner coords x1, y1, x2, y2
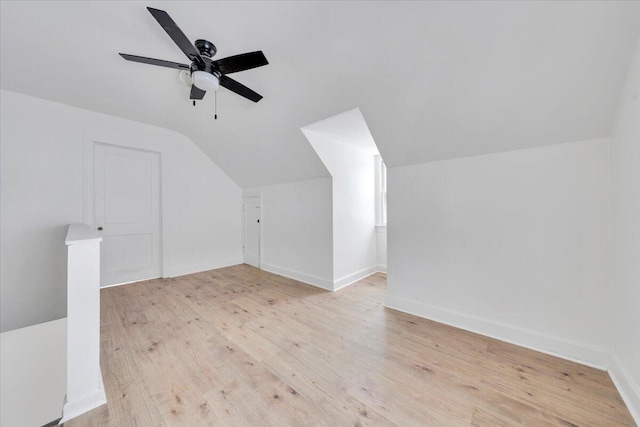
(304, 130, 378, 288)
(386, 139, 612, 366)
(1, 319, 66, 427)
(0, 90, 242, 332)
(244, 178, 334, 290)
(610, 40, 640, 422)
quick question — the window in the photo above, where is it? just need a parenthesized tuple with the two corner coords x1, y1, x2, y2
(375, 155, 387, 226)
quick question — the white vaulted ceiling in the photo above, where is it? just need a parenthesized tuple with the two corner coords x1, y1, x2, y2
(302, 109, 379, 156)
(1, 1, 639, 187)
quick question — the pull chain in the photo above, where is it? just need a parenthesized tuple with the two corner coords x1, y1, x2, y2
(214, 91, 217, 120)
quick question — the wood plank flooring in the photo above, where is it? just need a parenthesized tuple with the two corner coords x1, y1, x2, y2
(64, 265, 634, 426)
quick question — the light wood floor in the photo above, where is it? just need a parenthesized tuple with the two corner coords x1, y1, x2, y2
(65, 265, 634, 426)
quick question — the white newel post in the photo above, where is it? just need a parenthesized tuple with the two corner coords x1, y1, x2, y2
(61, 224, 107, 423)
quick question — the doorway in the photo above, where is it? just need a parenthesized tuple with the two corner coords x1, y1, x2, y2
(93, 143, 162, 286)
(242, 196, 261, 268)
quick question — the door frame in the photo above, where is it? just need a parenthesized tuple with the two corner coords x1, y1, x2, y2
(83, 135, 166, 280)
(242, 193, 262, 268)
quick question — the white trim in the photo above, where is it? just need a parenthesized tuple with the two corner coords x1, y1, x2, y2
(333, 265, 378, 291)
(259, 263, 383, 292)
(60, 381, 106, 424)
(375, 155, 387, 226)
(65, 224, 102, 245)
(384, 294, 611, 370)
(608, 354, 640, 425)
(99, 279, 150, 289)
(99, 257, 245, 289)
(167, 257, 244, 279)
(261, 262, 333, 291)
(375, 264, 387, 273)
(375, 225, 387, 233)
(82, 137, 94, 229)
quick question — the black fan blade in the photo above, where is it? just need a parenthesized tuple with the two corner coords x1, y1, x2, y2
(119, 53, 190, 70)
(190, 85, 206, 100)
(219, 75, 263, 102)
(213, 51, 268, 74)
(147, 7, 204, 65)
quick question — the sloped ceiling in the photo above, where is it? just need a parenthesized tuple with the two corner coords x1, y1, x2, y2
(302, 108, 380, 156)
(1, 1, 639, 188)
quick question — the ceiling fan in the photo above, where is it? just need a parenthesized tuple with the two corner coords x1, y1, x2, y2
(120, 7, 268, 104)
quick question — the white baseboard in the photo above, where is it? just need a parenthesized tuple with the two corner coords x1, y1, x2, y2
(609, 354, 640, 425)
(261, 262, 333, 291)
(102, 257, 244, 289)
(384, 294, 611, 370)
(376, 264, 387, 273)
(101, 277, 158, 289)
(60, 381, 106, 424)
(167, 256, 244, 278)
(259, 263, 383, 292)
(333, 265, 378, 291)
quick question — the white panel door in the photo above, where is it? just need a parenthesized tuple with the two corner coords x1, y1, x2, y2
(94, 144, 162, 286)
(242, 197, 260, 268)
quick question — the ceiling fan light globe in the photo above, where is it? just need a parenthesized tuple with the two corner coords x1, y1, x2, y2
(192, 70, 219, 92)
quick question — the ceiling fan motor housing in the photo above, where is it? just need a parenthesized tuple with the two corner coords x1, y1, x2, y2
(191, 40, 220, 78)
(195, 39, 217, 58)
